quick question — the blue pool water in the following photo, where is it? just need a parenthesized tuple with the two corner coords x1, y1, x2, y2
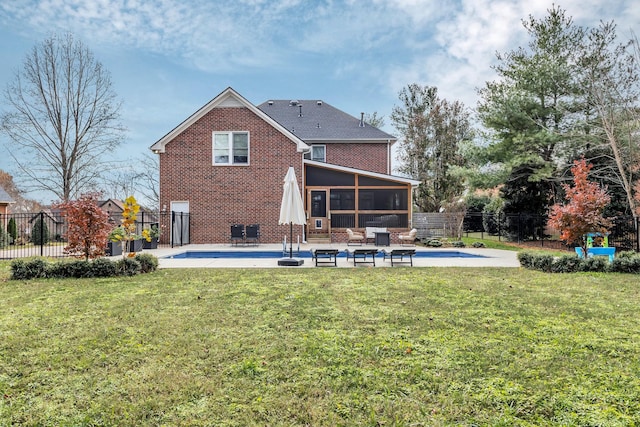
(164, 250, 487, 259)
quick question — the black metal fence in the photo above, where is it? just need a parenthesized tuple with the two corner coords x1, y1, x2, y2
(460, 212, 639, 252)
(0, 210, 190, 260)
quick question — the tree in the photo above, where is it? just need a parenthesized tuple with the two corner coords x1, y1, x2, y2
(101, 153, 159, 210)
(391, 83, 472, 212)
(578, 24, 640, 216)
(548, 158, 612, 255)
(7, 217, 17, 242)
(0, 170, 41, 213)
(476, 6, 640, 219)
(363, 112, 385, 128)
(1, 33, 125, 201)
(476, 6, 585, 218)
(56, 192, 111, 260)
(31, 215, 50, 245)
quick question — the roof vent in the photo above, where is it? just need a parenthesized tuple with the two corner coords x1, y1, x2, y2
(359, 112, 365, 127)
(267, 100, 273, 106)
(289, 100, 298, 106)
(317, 100, 322, 106)
(298, 105, 303, 117)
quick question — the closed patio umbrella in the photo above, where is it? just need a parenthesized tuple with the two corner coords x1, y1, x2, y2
(279, 166, 306, 261)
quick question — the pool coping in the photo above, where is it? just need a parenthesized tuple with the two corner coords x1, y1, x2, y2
(145, 243, 521, 268)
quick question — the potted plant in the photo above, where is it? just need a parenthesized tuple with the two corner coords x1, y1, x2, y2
(118, 196, 152, 257)
(142, 224, 160, 249)
(107, 226, 125, 256)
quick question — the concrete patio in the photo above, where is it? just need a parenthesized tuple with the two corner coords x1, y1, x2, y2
(149, 243, 521, 268)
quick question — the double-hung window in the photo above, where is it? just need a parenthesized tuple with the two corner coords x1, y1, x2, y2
(213, 132, 249, 165)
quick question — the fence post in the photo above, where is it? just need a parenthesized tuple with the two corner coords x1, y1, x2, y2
(39, 211, 44, 257)
(171, 211, 175, 248)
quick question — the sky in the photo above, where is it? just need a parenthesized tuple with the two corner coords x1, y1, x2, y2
(0, 0, 637, 203)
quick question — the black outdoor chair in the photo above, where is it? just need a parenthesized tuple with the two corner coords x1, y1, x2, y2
(230, 224, 245, 246)
(245, 224, 260, 246)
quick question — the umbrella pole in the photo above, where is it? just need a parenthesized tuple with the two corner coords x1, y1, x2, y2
(289, 222, 293, 258)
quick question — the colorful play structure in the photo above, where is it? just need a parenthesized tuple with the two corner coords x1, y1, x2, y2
(574, 232, 616, 262)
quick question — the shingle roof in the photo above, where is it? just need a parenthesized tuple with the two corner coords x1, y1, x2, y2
(0, 186, 15, 204)
(257, 100, 396, 142)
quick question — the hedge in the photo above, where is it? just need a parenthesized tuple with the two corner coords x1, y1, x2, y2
(518, 250, 640, 274)
(10, 254, 159, 280)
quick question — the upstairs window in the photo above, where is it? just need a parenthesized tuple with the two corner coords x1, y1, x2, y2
(304, 145, 326, 162)
(213, 132, 249, 165)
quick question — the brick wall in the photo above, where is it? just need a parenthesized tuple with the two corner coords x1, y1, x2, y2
(159, 107, 305, 244)
(326, 143, 389, 174)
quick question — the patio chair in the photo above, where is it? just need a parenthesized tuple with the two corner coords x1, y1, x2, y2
(398, 228, 417, 246)
(245, 224, 260, 246)
(346, 228, 364, 246)
(230, 224, 245, 246)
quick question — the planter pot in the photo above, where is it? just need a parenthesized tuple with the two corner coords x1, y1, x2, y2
(124, 239, 144, 253)
(143, 237, 158, 249)
(106, 241, 122, 257)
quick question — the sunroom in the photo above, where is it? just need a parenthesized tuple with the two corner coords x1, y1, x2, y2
(304, 160, 420, 241)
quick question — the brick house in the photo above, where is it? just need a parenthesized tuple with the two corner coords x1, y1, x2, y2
(150, 87, 419, 244)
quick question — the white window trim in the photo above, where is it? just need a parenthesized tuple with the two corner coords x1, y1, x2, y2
(310, 144, 326, 162)
(212, 131, 250, 165)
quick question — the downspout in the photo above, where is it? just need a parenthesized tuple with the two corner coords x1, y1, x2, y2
(387, 139, 391, 174)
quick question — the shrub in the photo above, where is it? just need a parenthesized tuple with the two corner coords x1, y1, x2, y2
(426, 239, 443, 247)
(47, 260, 94, 278)
(10, 258, 48, 280)
(7, 217, 17, 242)
(135, 253, 158, 274)
(550, 255, 583, 273)
(91, 257, 117, 277)
(116, 257, 141, 276)
(517, 251, 536, 269)
(579, 256, 610, 272)
(531, 254, 554, 272)
(451, 240, 465, 248)
(609, 254, 640, 274)
(0, 225, 9, 249)
(518, 251, 554, 272)
(31, 217, 50, 245)
(472, 241, 486, 248)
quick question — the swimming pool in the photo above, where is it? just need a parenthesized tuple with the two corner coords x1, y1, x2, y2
(164, 250, 487, 259)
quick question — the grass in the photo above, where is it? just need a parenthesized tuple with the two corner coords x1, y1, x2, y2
(1, 263, 639, 426)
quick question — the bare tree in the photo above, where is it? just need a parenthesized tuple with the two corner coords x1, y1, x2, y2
(1, 33, 125, 201)
(578, 23, 640, 215)
(101, 153, 159, 210)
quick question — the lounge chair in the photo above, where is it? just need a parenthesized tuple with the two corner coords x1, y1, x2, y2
(245, 224, 260, 246)
(398, 228, 417, 246)
(311, 248, 339, 267)
(346, 228, 364, 246)
(382, 248, 416, 266)
(230, 224, 244, 246)
(345, 248, 379, 266)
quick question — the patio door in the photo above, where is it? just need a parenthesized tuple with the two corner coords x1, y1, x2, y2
(309, 190, 328, 233)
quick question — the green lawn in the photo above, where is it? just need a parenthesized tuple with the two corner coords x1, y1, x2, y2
(1, 264, 639, 426)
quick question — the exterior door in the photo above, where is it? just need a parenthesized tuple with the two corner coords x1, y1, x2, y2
(170, 201, 190, 246)
(309, 190, 328, 233)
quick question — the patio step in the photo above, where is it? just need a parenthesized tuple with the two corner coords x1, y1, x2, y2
(307, 235, 331, 244)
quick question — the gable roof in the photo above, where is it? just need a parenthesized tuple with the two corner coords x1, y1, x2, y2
(150, 87, 309, 154)
(258, 99, 396, 143)
(0, 186, 15, 204)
